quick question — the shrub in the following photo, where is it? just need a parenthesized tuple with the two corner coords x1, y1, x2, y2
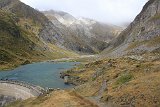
(116, 73, 133, 85)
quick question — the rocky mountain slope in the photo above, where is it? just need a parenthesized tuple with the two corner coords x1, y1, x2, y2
(101, 0, 160, 57)
(43, 10, 122, 53)
(50, 10, 122, 42)
(0, 0, 78, 70)
(0, 0, 123, 70)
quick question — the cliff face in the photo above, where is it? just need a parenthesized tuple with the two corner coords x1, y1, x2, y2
(102, 0, 160, 57)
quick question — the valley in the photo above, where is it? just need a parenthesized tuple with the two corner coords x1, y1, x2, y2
(0, 0, 160, 107)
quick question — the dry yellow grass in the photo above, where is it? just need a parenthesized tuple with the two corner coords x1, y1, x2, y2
(8, 90, 98, 107)
(64, 57, 160, 106)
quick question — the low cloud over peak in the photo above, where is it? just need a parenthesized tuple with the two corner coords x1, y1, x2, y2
(20, 0, 148, 27)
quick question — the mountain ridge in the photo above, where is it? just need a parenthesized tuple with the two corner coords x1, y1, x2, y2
(101, 0, 160, 57)
(0, 0, 78, 70)
(43, 10, 122, 47)
(0, 0, 122, 70)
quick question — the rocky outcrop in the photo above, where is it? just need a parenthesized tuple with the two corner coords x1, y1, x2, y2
(60, 72, 86, 86)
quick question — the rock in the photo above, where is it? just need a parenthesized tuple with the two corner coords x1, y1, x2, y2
(64, 76, 69, 84)
(0, 95, 16, 107)
(21, 60, 31, 65)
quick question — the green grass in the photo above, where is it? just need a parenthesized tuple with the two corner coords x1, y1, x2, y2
(115, 73, 133, 85)
(77, 64, 85, 69)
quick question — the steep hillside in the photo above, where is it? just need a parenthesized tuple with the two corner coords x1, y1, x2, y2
(0, 0, 78, 70)
(39, 15, 98, 54)
(43, 10, 122, 53)
(102, 0, 160, 57)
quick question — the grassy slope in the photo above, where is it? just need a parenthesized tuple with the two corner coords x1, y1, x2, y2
(0, 9, 78, 70)
(7, 90, 98, 107)
(63, 56, 160, 106)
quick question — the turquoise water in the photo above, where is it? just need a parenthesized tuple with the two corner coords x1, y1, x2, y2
(0, 62, 79, 88)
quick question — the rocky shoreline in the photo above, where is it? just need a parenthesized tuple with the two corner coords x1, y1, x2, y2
(60, 72, 86, 86)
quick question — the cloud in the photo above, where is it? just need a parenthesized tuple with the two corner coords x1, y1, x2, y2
(20, 0, 148, 26)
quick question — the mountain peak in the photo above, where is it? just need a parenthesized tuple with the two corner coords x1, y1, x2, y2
(43, 10, 76, 26)
(77, 17, 96, 26)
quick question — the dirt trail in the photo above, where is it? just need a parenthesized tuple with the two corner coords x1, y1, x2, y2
(87, 80, 108, 107)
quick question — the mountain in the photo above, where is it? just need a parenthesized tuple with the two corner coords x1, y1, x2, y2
(0, 0, 78, 70)
(101, 0, 160, 57)
(0, 0, 122, 70)
(43, 10, 122, 53)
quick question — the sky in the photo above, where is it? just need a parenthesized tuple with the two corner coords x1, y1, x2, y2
(20, 0, 148, 27)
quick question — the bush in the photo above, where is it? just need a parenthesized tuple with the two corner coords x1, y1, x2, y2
(116, 73, 133, 85)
